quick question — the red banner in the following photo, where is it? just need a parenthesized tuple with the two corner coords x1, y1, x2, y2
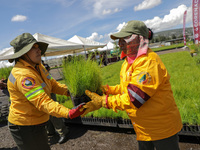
(192, 0, 200, 44)
(183, 10, 187, 46)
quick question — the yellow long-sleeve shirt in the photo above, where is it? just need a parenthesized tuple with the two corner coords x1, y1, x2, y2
(8, 59, 70, 125)
(107, 49, 182, 141)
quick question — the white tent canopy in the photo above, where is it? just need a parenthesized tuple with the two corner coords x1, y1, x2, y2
(0, 47, 14, 56)
(97, 41, 115, 52)
(0, 33, 107, 61)
(0, 33, 83, 60)
(68, 35, 106, 53)
(33, 33, 85, 56)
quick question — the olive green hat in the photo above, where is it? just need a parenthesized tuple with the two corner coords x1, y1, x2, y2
(110, 20, 149, 40)
(7, 33, 48, 63)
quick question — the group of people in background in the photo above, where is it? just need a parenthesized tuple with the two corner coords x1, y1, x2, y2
(90, 51, 108, 66)
(0, 20, 182, 150)
(63, 51, 108, 66)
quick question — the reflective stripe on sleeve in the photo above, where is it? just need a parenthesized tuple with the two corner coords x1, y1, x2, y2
(25, 86, 44, 100)
(128, 89, 145, 104)
(47, 74, 53, 80)
(41, 82, 46, 88)
(127, 84, 150, 108)
(8, 73, 16, 85)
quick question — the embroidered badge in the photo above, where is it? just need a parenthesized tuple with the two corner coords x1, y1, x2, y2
(22, 77, 35, 89)
(137, 72, 151, 84)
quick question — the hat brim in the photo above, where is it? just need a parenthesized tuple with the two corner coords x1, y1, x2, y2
(7, 42, 48, 63)
(110, 32, 132, 40)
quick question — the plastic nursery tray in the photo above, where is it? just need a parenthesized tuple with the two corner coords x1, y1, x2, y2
(179, 124, 200, 136)
(64, 117, 200, 137)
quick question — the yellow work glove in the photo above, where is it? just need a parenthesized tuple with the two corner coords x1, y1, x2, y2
(80, 90, 107, 117)
(101, 84, 109, 95)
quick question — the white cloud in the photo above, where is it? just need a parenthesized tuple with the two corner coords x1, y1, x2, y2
(85, 0, 131, 16)
(0, 61, 14, 68)
(106, 4, 192, 42)
(114, 8, 121, 13)
(11, 15, 27, 22)
(134, 0, 161, 11)
(55, 0, 76, 7)
(101, 8, 121, 15)
(86, 32, 104, 41)
(116, 22, 126, 32)
(102, 9, 112, 15)
(144, 5, 192, 32)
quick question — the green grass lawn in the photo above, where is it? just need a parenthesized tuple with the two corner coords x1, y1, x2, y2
(58, 50, 200, 125)
(160, 51, 200, 125)
(151, 43, 185, 52)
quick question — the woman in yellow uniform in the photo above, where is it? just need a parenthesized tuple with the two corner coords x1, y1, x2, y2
(0, 33, 85, 150)
(82, 20, 182, 150)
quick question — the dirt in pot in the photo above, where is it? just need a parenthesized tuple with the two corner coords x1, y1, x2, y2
(71, 94, 91, 106)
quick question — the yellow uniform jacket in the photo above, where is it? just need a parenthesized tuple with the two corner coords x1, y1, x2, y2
(107, 49, 182, 141)
(8, 59, 70, 125)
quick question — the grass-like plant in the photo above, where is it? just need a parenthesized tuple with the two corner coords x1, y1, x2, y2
(0, 66, 13, 79)
(62, 55, 103, 97)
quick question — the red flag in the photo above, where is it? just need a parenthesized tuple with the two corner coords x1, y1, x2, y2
(183, 10, 187, 46)
(192, 0, 200, 44)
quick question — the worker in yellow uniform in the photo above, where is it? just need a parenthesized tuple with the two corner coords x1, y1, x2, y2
(42, 60, 70, 144)
(81, 20, 182, 150)
(0, 33, 85, 150)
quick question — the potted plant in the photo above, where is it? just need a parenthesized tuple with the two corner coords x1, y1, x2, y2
(62, 55, 103, 106)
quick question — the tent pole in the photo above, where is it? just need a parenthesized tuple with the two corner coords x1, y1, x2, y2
(83, 45, 87, 58)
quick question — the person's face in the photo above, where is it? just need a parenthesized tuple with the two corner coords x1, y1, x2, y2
(24, 43, 42, 66)
(118, 36, 131, 54)
(118, 35, 140, 56)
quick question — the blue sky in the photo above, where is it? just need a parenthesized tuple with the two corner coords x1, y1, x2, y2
(0, 0, 192, 51)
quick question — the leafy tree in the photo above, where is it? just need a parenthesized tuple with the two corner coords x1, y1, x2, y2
(172, 34, 176, 39)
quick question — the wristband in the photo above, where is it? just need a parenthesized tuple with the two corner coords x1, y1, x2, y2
(105, 95, 109, 109)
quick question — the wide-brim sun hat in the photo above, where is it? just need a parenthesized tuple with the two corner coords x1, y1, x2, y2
(110, 20, 149, 40)
(0, 33, 48, 63)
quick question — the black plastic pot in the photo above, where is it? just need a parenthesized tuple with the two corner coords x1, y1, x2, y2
(70, 90, 103, 106)
(70, 94, 91, 106)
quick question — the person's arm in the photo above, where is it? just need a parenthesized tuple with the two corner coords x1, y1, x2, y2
(16, 75, 83, 119)
(49, 75, 70, 96)
(102, 84, 121, 95)
(41, 64, 70, 96)
(0, 79, 7, 89)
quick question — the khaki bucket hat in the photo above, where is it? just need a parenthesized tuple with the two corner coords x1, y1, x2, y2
(0, 33, 48, 63)
(110, 20, 149, 40)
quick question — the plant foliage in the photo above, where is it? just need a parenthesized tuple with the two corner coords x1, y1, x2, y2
(62, 55, 103, 97)
(0, 66, 13, 79)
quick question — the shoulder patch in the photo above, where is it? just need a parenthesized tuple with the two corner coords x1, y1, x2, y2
(137, 72, 151, 84)
(22, 77, 35, 89)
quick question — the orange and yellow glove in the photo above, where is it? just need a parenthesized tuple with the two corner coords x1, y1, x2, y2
(101, 84, 109, 95)
(80, 90, 108, 117)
